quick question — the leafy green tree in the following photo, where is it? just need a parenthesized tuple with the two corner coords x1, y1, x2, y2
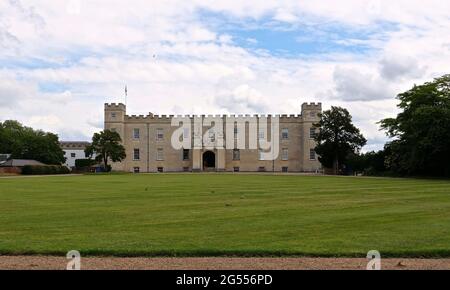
(0, 120, 65, 165)
(380, 74, 450, 177)
(347, 151, 387, 176)
(314, 107, 367, 174)
(85, 130, 126, 172)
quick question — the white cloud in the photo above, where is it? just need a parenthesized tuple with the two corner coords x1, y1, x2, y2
(1, 0, 450, 151)
(333, 66, 395, 101)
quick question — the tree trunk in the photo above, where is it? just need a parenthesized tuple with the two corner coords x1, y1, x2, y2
(334, 155, 339, 175)
(103, 154, 108, 172)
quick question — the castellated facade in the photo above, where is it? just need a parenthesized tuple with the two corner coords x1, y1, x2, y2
(104, 103, 322, 173)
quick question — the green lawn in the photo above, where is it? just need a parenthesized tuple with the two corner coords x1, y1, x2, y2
(1, 174, 450, 257)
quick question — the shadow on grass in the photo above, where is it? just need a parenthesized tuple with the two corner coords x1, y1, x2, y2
(2, 249, 450, 259)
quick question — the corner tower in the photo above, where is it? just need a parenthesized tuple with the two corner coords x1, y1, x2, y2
(104, 103, 126, 171)
(301, 102, 322, 172)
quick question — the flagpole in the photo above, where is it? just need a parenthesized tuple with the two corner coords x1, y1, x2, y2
(125, 85, 128, 107)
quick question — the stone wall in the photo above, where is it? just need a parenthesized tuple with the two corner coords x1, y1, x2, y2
(104, 103, 323, 173)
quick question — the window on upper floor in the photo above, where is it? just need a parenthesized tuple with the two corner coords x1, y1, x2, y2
(133, 149, 140, 161)
(282, 128, 289, 140)
(259, 150, 265, 161)
(133, 128, 140, 139)
(233, 149, 240, 161)
(310, 128, 317, 139)
(183, 149, 190, 161)
(208, 129, 215, 143)
(111, 112, 117, 118)
(156, 129, 164, 141)
(282, 148, 289, 161)
(310, 149, 316, 160)
(183, 128, 190, 140)
(71, 153, 76, 158)
(157, 148, 164, 161)
(258, 129, 265, 140)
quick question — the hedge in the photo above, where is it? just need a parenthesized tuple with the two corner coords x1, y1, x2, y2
(75, 159, 96, 168)
(22, 165, 71, 175)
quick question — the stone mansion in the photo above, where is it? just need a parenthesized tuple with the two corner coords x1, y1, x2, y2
(104, 102, 322, 173)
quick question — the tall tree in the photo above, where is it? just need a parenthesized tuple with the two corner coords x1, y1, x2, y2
(85, 130, 126, 172)
(0, 120, 65, 165)
(380, 74, 450, 177)
(314, 107, 367, 174)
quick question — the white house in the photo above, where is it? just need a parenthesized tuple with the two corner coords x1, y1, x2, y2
(60, 141, 91, 168)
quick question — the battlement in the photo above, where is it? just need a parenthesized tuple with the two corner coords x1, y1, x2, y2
(123, 114, 302, 121)
(105, 103, 126, 110)
(105, 102, 319, 122)
(301, 102, 322, 111)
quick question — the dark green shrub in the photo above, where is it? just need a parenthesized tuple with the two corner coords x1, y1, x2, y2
(21, 165, 70, 175)
(75, 159, 95, 169)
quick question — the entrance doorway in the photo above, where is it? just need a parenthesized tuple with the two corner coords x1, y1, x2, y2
(203, 151, 216, 170)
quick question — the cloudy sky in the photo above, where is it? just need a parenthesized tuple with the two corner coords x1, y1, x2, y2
(1, 0, 449, 151)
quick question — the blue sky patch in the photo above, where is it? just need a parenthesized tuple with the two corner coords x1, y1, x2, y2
(197, 9, 397, 58)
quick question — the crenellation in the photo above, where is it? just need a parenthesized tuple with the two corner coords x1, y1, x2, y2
(105, 103, 126, 110)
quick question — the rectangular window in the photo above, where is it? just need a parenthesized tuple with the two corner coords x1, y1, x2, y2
(157, 148, 164, 161)
(282, 128, 289, 140)
(234, 167, 240, 172)
(156, 129, 164, 141)
(310, 128, 316, 139)
(259, 150, 265, 161)
(183, 149, 190, 161)
(209, 129, 215, 143)
(310, 149, 316, 160)
(282, 148, 289, 161)
(133, 149, 140, 160)
(258, 166, 266, 172)
(233, 149, 240, 161)
(133, 167, 140, 173)
(234, 127, 239, 139)
(71, 153, 76, 158)
(157, 167, 164, 173)
(282, 167, 288, 173)
(258, 129, 265, 140)
(310, 111, 317, 118)
(183, 128, 190, 140)
(133, 128, 140, 139)
(111, 112, 117, 118)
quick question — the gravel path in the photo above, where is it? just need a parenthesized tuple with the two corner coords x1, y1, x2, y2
(1, 256, 449, 270)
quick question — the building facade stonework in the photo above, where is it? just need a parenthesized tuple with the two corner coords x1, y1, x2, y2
(104, 103, 322, 173)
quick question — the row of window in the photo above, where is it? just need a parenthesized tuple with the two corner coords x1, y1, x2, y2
(64, 151, 89, 158)
(132, 148, 316, 161)
(132, 166, 294, 173)
(125, 128, 318, 141)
